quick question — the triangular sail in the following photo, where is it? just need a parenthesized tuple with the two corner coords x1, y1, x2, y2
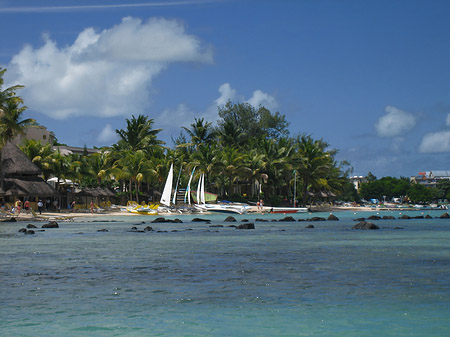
(200, 173, 206, 204)
(172, 165, 182, 205)
(160, 163, 173, 207)
(185, 167, 196, 204)
(196, 173, 202, 205)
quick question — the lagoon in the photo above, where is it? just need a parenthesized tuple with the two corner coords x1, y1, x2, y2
(1, 210, 449, 336)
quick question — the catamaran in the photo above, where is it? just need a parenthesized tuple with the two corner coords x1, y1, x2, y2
(193, 173, 249, 214)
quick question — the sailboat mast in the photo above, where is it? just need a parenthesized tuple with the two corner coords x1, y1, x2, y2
(160, 163, 173, 207)
(172, 165, 182, 205)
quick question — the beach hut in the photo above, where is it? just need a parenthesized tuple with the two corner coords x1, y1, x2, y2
(1, 142, 58, 204)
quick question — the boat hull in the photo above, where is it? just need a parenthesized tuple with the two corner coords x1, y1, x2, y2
(269, 207, 308, 214)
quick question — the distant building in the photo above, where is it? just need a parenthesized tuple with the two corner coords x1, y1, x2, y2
(410, 171, 450, 188)
(12, 125, 55, 146)
(52, 145, 100, 156)
(349, 175, 367, 191)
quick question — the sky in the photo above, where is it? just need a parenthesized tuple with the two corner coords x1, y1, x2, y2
(1, 0, 450, 178)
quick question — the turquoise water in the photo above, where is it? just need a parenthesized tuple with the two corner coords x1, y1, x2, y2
(1, 210, 449, 336)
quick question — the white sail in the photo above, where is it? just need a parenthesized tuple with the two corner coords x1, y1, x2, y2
(172, 165, 182, 205)
(200, 173, 206, 204)
(160, 163, 173, 207)
(185, 167, 196, 205)
(196, 173, 202, 205)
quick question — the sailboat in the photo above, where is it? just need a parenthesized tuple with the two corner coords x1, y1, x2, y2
(194, 173, 249, 214)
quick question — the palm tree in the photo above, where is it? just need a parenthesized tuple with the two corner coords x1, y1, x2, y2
(295, 135, 332, 206)
(20, 139, 54, 179)
(115, 114, 163, 152)
(216, 146, 247, 197)
(0, 68, 35, 199)
(181, 118, 216, 149)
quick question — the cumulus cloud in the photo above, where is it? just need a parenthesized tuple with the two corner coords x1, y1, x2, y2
(246, 89, 278, 111)
(97, 124, 118, 144)
(214, 83, 236, 106)
(6, 17, 212, 119)
(419, 130, 450, 153)
(375, 105, 416, 138)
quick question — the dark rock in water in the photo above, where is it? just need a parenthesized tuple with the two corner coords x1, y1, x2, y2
(413, 215, 424, 219)
(42, 221, 59, 228)
(172, 218, 183, 223)
(327, 214, 339, 221)
(157, 230, 168, 233)
(279, 216, 296, 222)
(236, 223, 255, 229)
(271, 219, 278, 222)
(228, 225, 237, 228)
(439, 212, 450, 219)
(97, 229, 108, 232)
(209, 224, 223, 228)
(144, 226, 153, 232)
(354, 217, 365, 222)
(368, 215, 381, 220)
(171, 230, 178, 232)
(255, 218, 268, 222)
(394, 227, 403, 230)
(425, 215, 432, 219)
(382, 216, 395, 220)
(352, 221, 379, 230)
(241, 219, 249, 222)
(298, 218, 305, 222)
(25, 230, 35, 235)
(1, 217, 17, 222)
(26, 224, 37, 228)
(308, 217, 326, 222)
(399, 214, 411, 219)
(192, 218, 210, 222)
(306, 224, 315, 228)
(151, 217, 168, 223)
(18, 228, 27, 233)
(224, 216, 237, 222)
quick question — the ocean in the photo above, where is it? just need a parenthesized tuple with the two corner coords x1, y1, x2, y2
(1, 209, 449, 336)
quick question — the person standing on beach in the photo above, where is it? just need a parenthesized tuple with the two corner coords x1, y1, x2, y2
(37, 200, 43, 214)
(24, 200, 30, 214)
(90, 201, 95, 214)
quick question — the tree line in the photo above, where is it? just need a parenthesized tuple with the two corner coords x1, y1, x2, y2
(3, 67, 447, 206)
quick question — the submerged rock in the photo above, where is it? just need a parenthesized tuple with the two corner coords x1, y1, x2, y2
(26, 224, 37, 228)
(305, 224, 315, 229)
(224, 216, 236, 222)
(439, 212, 450, 219)
(236, 223, 255, 229)
(308, 217, 327, 222)
(191, 218, 210, 222)
(25, 230, 35, 235)
(399, 214, 411, 219)
(144, 226, 154, 232)
(352, 221, 379, 230)
(42, 221, 59, 228)
(97, 229, 108, 232)
(368, 215, 381, 220)
(255, 218, 268, 222)
(382, 216, 395, 220)
(279, 216, 296, 222)
(18, 228, 27, 233)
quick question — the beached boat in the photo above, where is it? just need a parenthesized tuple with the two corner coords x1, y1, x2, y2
(193, 173, 249, 214)
(269, 207, 308, 214)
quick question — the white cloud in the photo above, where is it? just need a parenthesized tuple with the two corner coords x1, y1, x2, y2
(419, 130, 450, 153)
(375, 105, 416, 138)
(156, 103, 197, 129)
(246, 89, 278, 111)
(97, 124, 118, 144)
(446, 113, 450, 126)
(6, 17, 212, 120)
(214, 83, 236, 106)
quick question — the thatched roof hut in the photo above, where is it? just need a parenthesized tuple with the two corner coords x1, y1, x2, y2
(2, 142, 41, 176)
(1, 142, 57, 198)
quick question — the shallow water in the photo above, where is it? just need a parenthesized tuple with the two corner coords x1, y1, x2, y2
(1, 210, 449, 336)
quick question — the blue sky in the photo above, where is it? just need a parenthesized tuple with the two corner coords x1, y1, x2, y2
(1, 0, 450, 178)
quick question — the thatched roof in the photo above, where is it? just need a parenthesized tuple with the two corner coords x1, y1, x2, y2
(3, 177, 58, 197)
(1, 142, 41, 176)
(77, 187, 115, 197)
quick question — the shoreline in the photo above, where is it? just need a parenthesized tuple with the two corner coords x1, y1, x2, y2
(2, 204, 447, 222)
